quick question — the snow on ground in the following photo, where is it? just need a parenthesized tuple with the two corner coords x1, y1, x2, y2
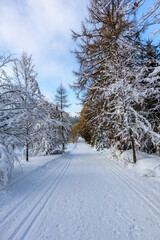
(1, 139, 160, 240)
(103, 147, 160, 178)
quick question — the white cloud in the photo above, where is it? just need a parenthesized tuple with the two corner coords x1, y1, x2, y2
(0, 0, 88, 55)
(0, 0, 88, 113)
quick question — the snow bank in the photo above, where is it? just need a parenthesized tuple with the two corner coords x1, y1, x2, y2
(103, 148, 160, 179)
(7, 143, 75, 186)
(108, 149, 133, 164)
(0, 144, 18, 185)
(136, 157, 160, 178)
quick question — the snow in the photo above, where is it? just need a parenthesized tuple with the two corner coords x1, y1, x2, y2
(137, 158, 160, 178)
(0, 144, 18, 185)
(10, 153, 63, 187)
(1, 139, 160, 239)
(104, 147, 160, 178)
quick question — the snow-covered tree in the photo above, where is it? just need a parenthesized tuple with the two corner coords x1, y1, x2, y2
(0, 143, 18, 185)
(137, 65, 160, 154)
(72, 0, 160, 161)
(13, 52, 43, 161)
(0, 52, 72, 184)
(32, 100, 65, 155)
(54, 84, 71, 151)
(0, 54, 20, 184)
(13, 52, 40, 95)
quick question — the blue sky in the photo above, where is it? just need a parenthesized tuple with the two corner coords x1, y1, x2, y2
(0, 0, 159, 116)
(0, 0, 90, 115)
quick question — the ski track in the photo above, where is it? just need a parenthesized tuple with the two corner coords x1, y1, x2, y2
(0, 153, 71, 240)
(103, 158, 160, 221)
(0, 144, 77, 228)
(0, 141, 160, 240)
(8, 156, 71, 240)
(0, 156, 65, 226)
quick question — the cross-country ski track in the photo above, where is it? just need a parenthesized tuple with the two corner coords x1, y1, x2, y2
(0, 139, 160, 240)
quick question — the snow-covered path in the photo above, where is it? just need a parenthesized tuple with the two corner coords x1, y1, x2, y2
(1, 139, 160, 240)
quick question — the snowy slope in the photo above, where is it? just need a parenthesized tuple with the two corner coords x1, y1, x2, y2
(0, 139, 160, 240)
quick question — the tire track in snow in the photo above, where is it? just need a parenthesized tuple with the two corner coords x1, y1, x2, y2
(2, 154, 72, 240)
(103, 158, 160, 221)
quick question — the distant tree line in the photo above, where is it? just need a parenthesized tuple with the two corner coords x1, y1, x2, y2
(72, 0, 160, 162)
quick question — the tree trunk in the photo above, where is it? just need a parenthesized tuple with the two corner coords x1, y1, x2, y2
(62, 125, 65, 151)
(26, 142, 29, 161)
(129, 129, 136, 163)
(62, 142, 65, 151)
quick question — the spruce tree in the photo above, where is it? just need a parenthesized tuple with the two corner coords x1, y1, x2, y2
(55, 84, 70, 151)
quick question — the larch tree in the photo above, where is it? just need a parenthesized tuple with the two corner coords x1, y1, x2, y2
(72, 0, 160, 162)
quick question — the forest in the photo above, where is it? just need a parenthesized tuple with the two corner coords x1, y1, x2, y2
(72, 0, 160, 163)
